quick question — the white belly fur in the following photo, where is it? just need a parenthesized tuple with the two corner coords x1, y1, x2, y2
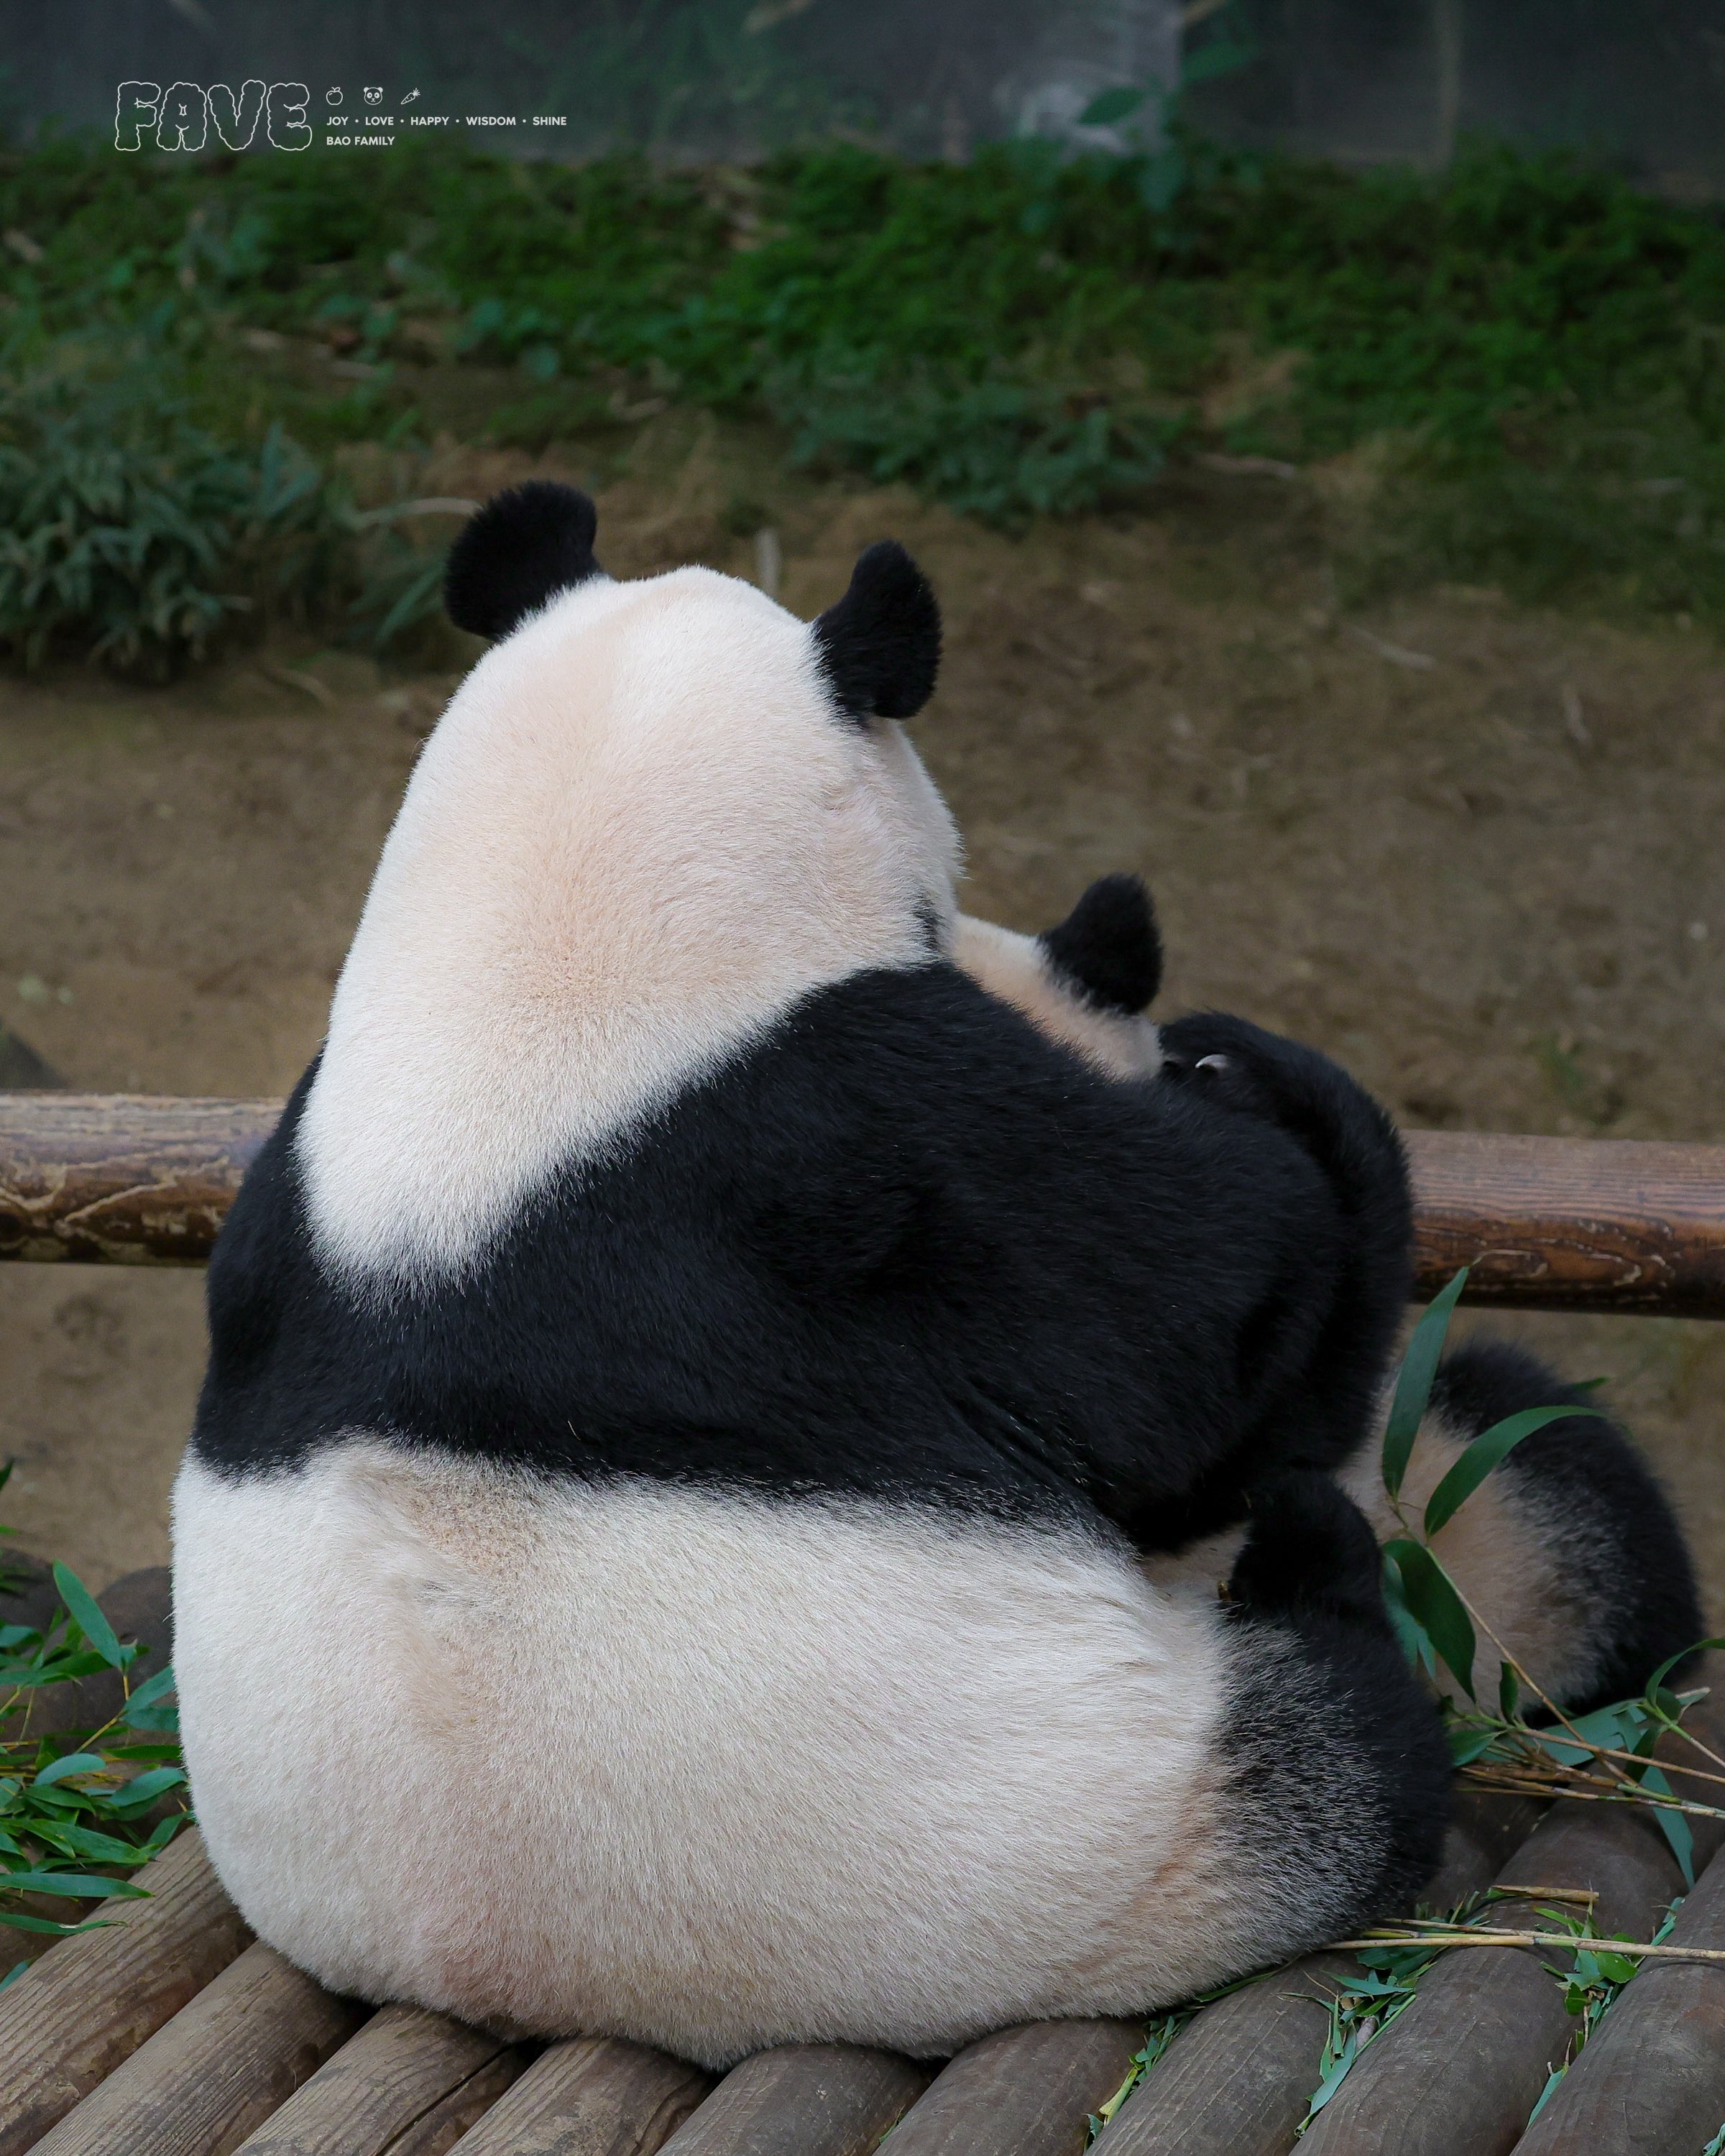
(172, 1442, 1248, 2065)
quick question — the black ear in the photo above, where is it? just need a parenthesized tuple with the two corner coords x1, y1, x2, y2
(444, 483, 602, 639)
(1039, 873, 1162, 1014)
(812, 541, 941, 723)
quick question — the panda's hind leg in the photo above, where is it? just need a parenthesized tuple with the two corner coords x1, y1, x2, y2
(1343, 1340, 1703, 1715)
(1200, 1473, 1453, 1948)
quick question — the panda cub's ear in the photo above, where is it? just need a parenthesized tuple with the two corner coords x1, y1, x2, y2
(1040, 873, 1163, 1015)
(813, 541, 941, 724)
(444, 482, 602, 640)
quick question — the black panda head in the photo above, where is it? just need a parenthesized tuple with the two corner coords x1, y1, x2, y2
(813, 541, 941, 725)
(444, 483, 602, 640)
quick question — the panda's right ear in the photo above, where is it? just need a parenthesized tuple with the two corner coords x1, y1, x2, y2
(813, 540, 941, 724)
(444, 482, 602, 639)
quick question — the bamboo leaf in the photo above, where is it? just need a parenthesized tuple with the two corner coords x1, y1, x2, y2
(50, 1563, 123, 1668)
(102, 1766, 185, 1812)
(1639, 1765, 1695, 1886)
(1383, 1537, 1475, 1696)
(32, 1754, 106, 1789)
(1383, 1269, 1469, 1499)
(1380, 1549, 1438, 1678)
(0, 1910, 112, 1935)
(1448, 1721, 1498, 1766)
(1644, 1637, 1725, 1699)
(1424, 1404, 1606, 1537)
(121, 1664, 175, 1715)
(0, 1870, 148, 1898)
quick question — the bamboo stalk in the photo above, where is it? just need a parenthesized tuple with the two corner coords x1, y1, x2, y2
(1328, 1932, 1725, 1963)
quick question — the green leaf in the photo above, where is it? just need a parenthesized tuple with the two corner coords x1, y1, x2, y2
(0, 1909, 113, 1936)
(1499, 1661, 1519, 1720)
(121, 1664, 178, 1733)
(1381, 1549, 1438, 1677)
(1639, 1764, 1695, 1886)
(1383, 1270, 1469, 1500)
(1643, 1637, 1725, 1699)
(1079, 86, 1146, 127)
(1384, 1538, 1475, 1696)
(1447, 1720, 1498, 1766)
(103, 1766, 185, 1812)
(0, 1871, 148, 1899)
(122, 1664, 175, 1715)
(137, 1814, 183, 1859)
(51, 1564, 123, 1668)
(1423, 1404, 1606, 1537)
(32, 1753, 107, 1789)
(1305, 2028, 1360, 2116)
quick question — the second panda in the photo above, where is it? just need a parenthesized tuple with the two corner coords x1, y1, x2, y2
(173, 486, 1698, 2068)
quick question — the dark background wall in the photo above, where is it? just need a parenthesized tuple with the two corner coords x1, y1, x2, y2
(3, 0, 1722, 183)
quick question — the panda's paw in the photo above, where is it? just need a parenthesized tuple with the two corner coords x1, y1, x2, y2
(1228, 1471, 1389, 1631)
(1158, 1011, 1408, 1230)
(1039, 874, 1162, 1016)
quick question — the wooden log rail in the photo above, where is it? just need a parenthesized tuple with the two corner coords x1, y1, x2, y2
(1, 1093, 1722, 1315)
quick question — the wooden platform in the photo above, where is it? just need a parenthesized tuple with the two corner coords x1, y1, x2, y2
(5, 1562, 1725, 2155)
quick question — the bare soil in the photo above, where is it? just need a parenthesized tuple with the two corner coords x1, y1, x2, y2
(3, 423, 1722, 1606)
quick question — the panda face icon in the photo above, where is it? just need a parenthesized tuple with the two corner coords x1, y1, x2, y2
(364, 87, 384, 104)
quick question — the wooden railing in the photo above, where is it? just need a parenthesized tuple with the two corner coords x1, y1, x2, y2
(0, 1092, 1722, 1315)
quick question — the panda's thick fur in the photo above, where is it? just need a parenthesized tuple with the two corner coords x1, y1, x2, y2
(173, 486, 1700, 2068)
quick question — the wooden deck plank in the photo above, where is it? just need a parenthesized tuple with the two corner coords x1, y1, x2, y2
(230, 2002, 526, 2156)
(6, 1095, 1725, 1317)
(1512, 1837, 1725, 2155)
(1296, 1800, 1693, 2156)
(26, 1938, 367, 2156)
(1088, 1795, 1547, 2156)
(883, 2019, 1144, 2156)
(0, 1828, 252, 2155)
(657, 2042, 932, 2155)
(441, 2032, 711, 2156)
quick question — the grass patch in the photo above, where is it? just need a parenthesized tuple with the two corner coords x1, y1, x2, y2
(2, 131, 1725, 664)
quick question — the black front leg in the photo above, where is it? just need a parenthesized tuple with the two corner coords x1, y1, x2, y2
(1158, 1010, 1413, 1502)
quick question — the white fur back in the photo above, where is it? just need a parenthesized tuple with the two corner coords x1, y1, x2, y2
(297, 569, 961, 1284)
(172, 1447, 1269, 2065)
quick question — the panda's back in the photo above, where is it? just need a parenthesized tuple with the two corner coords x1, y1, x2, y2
(172, 1439, 1238, 2065)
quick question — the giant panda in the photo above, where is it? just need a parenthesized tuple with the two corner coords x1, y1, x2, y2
(172, 484, 1699, 2068)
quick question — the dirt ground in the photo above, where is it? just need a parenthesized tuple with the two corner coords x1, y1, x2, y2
(2, 422, 1722, 1608)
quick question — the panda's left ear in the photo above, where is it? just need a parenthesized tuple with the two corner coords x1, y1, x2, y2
(444, 482, 602, 639)
(813, 541, 941, 724)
